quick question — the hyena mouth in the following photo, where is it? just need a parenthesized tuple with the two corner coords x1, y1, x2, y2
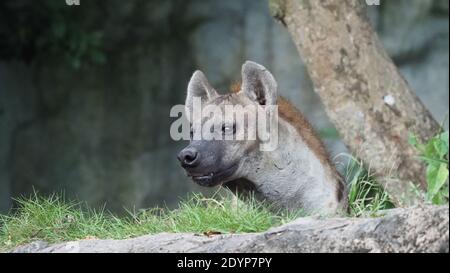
(190, 164, 238, 187)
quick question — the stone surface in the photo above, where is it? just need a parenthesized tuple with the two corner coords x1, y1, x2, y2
(11, 205, 449, 253)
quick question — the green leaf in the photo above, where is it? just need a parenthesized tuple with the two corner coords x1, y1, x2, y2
(418, 156, 449, 165)
(437, 131, 449, 158)
(432, 192, 445, 205)
(52, 23, 66, 39)
(426, 163, 449, 204)
(424, 138, 438, 158)
(426, 164, 438, 200)
(90, 50, 106, 65)
(440, 131, 449, 146)
(408, 133, 418, 147)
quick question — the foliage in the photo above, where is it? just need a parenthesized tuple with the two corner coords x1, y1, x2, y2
(0, 0, 107, 69)
(6, 141, 447, 250)
(0, 192, 299, 251)
(0, 0, 206, 69)
(341, 155, 395, 217)
(409, 130, 449, 205)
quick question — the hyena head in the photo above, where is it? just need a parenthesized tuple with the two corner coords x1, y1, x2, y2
(177, 61, 278, 187)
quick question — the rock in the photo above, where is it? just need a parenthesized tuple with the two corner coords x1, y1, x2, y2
(12, 241, 49, 253)
(11, 205, 449, 253)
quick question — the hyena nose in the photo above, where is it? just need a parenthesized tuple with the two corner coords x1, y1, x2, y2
(177, 147, 199, 168)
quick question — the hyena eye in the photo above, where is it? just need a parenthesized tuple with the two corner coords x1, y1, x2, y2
(222, 123, 236, 135)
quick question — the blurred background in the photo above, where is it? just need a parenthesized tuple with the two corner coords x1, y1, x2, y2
(0, 0, 448, 214)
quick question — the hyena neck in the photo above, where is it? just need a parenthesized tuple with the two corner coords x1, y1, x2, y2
(244, 104, 344, 214)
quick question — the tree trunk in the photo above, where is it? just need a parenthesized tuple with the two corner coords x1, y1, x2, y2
(269, 0, 441, 204)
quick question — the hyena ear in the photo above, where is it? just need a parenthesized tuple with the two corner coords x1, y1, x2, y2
(241, 61, 277, 106)
(186, 70, 218, 113)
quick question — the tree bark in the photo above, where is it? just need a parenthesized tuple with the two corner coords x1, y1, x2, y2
(11, 205, 449, 253)
(269, 0, 441, 204)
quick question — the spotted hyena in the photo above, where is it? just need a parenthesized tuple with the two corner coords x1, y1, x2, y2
(177, 61, 347, 214)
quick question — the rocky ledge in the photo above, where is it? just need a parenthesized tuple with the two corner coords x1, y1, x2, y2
(12, 205, 449, 253)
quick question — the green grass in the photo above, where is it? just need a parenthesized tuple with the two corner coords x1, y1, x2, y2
(342, 128, 450, 216)
(0, 157, 398, 251)
(6, 141, 446, 251)
(340, 127, 450, 216)
(340, 154, 395, 217)
(0, 192, 300, 252)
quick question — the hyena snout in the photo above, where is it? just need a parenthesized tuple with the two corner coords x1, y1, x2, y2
(177, 147, 199, 168)
(177, 141, 239, 187)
